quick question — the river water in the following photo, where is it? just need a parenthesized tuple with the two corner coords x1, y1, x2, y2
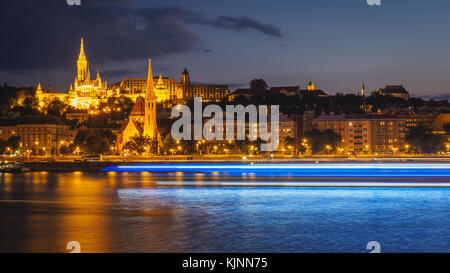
(0, 171, 449, 253)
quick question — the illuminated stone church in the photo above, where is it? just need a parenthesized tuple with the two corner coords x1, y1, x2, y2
(69, 38, 108, 109)
(116, 59, 161, 154)
(36, 38, 108, 109)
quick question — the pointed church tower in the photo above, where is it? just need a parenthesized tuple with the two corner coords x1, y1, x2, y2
(143, 58, 158, 140)
(361, 82, 366, 97)
(36, 82, 43, 94)
(77, 38, 88, 82)
(69, 84, 76, 98)
(36, 83, 44, 107)
(96, 70, 102, 86)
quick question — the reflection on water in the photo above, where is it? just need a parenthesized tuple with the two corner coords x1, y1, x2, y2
(0, 172, 450, 253)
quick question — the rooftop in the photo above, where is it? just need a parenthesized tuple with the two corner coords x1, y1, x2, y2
(381, 85, 409, 94)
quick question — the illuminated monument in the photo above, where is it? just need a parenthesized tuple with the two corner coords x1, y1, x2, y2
(116, 59, 161, 154)
(36, 38, 107, 109)
(70, 38, 108, 108)
(307, 81, 316, 91)
(36, 37, 229, 110)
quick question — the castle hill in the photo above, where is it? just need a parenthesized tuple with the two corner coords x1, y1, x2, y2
(2, 37, 450, 172)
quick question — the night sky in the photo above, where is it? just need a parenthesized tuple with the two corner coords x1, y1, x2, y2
(1, 0, 450, 98)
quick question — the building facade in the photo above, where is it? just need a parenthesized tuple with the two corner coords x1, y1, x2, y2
(313, 114, 407, 155)
(112, 76, 184, 103)
(378, 85, 409, 100)
(0, 116, 72, 155)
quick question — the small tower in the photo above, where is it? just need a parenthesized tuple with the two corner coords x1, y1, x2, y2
(69, 84, 76, 98)
(36, 82, 43, 95)
(181, 67, 190, 85)
(155, 74, 168, 102)
(36, 83, 44, 108)
(96, 70, 102, 86)
(143, 58, 158, 140)
(181, 68, 190, 97)
(361, 82, 366, 97)
(307, 81, 315, 91)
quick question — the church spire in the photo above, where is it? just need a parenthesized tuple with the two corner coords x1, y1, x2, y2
(80, 38, 85, 57)
(77, 37, 88, 81)
(361, 81, 366, 97)
(144, 58, 158, 140)
(145, 59, 156, 100)
(37, 82, 42, 92)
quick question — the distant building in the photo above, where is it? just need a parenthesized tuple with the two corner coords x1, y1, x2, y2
(112, 68, 229, 103)
(313, 114, 407, 155)
(112, 76, 183, 103)
(302, 110, 316, 134)
(229, 86, 301, 101)
(430, 114, 450, 134)
(181, 68, 230, 102)
(0, 118, 18, 141)
(0, 116, 72, 155)
(269, 86, 300, 97)
(299, 81, 328, 97)
(229, 89, 254, 101)
(35, 83, 67, 109)
(378, 85, 409, 100)
(402, 113, 437, 129)
(208, 113, 296, 153)
(307, 81, 315, 91)
(65, 110, 89, 124)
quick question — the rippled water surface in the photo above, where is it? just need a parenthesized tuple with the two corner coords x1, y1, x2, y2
(0, 172, 450, 253)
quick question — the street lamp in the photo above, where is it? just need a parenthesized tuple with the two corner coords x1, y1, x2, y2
(325, 145, 332, 155)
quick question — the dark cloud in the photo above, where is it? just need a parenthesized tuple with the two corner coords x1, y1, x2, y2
(0, 1, 199, 71)
(206, 16, 283, 38)
(139, 7, 283, 38)
(0, 1, 282, 73)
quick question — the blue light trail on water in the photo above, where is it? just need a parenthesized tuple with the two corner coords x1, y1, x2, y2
(102, 163, 450, 178)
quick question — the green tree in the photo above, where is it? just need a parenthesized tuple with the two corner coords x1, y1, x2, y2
(60, 144, 75, 155)
(124, 134, 158, 155)
(249, 79, 268, 91)
(443, 123, 450, 134)
(304, 129, 341, 154)
(161, 133, 176, 155)
(407, 124, 444, 154)
(74, 128, 116, 155)
(7, 136, 20, 151)
(46, 99, 67, 116)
